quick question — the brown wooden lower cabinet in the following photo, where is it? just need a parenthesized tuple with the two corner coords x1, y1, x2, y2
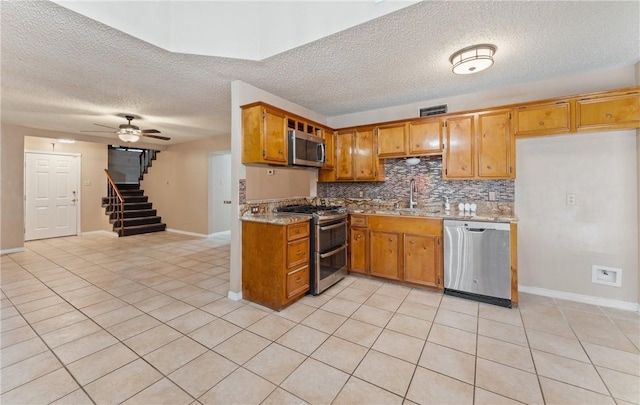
(242, 220, 310, 311)
(403, 233, 441, 288)
(370, 231, 400, 280)
(349, 214, 443, 289)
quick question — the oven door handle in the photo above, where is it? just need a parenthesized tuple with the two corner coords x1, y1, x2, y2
(319, 244, 348, 259)
(319, 222, 346, 232)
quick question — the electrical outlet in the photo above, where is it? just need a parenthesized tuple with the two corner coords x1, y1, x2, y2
(566, 194, 576, 206)
(488, 191, 496, 201)
(267, 169, 275, 176)
(358, 191, 364, 198)
(250, 205, 260, 214)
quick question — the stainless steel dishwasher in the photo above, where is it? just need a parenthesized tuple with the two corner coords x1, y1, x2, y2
(443, 220, 512, 307)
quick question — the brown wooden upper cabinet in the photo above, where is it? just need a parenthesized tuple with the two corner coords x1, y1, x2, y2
(576, 91, 640, 132)
(242, 104, 287, 165)
(323, 130, 335, 170)
(376, 119, 443, 158)
(409, 118, 444, 155)
(443, 114, 475, 179)
(514, 101, 572, 137)
(477, 109, 514, 179)
(323, 127, 385, 182)
(354, 128, 378, 181)
(335, 130, 355, 180)
(376, 123, 408, 157)
(443, 110, 514, 180)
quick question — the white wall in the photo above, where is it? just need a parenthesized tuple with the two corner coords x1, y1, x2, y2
(515, 131, 638, 304)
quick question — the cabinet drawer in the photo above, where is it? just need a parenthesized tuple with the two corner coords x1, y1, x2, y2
(287, 222, 309, 241)
(287, 238, 309, 268)
(515, 102, 571, 136)
(350, 215, 368, 227)
(286, 266, 309, 299)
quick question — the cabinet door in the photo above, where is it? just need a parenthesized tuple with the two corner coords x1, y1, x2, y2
(263, 109, 287, 163)
(514, 102, 571, 137)
(349, 228, 367, 274)
(576, 92, 640, 131)
(377, 123, 407, 157)
(403, 234, 441, 287)
(369, 230, 400, 280)
(444, 115, 475, 179)
(477, 109, 513, 179)
(354, 128, 377, 180)
(409, 119, 443, 155)
(335, 130, 354, 180)
(323, 130, 335, 169)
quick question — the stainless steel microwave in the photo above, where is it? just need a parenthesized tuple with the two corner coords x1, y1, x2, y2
(288, 130, 325, 168)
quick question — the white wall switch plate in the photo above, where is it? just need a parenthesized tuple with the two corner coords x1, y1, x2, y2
(267, 169, 275, 176)
(83, 180, 92, 186)
(488, 191, 496, 201)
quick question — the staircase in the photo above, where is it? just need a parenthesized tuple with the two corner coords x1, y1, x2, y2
(102, 179, 166, 237)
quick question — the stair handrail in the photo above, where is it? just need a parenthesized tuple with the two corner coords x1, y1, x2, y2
(104, 169, 125, 236)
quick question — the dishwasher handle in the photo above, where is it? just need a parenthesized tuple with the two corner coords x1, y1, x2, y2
(466, 228, 487, 233)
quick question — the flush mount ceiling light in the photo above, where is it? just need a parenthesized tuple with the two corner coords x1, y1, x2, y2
(449, 44, 497, 75)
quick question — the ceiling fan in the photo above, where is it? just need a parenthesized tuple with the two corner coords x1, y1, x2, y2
(82, 115, 170, 142)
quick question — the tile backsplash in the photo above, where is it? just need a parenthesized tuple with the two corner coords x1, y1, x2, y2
(317, 156, 514, 203)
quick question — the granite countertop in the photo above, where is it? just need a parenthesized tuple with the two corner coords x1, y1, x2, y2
(349, 208, 517, 223)
(240, 213, 311, 225)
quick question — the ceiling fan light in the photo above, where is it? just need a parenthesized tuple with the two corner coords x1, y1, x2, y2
(450, 44, 496, 75)
(118, 132, 140, 142)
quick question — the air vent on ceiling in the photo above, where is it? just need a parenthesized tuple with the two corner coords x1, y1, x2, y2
(419, 104, 448, 117)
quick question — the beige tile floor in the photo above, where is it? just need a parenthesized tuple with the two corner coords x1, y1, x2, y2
(1, 232, 639, 405)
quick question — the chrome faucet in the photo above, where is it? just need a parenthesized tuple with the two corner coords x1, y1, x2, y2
(409, 178, 418, 209)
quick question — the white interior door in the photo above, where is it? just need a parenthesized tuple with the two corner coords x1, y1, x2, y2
(25, 153, 79, 241)
(209, 153, 232, 234)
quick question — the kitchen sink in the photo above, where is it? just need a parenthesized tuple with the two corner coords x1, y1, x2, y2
(397, 205, 441, 215)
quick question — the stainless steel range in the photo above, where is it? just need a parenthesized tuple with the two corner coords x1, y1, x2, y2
(275, 205, 348, 295)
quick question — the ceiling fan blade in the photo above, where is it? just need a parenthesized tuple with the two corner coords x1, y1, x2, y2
(141, 129, 161, 134)
(80, 130, 115, 133)
(142, 134, 171, 141)
(93, 123, 118, 129)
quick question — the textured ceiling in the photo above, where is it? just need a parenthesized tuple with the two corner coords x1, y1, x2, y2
(2, 1, 639, 146)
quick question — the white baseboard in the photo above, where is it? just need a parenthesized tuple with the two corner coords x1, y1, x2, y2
(519, 285, 639, 312)
(208, 230, 231, 238)
(166, 228, 208, 238)
(227, 291, 242, 301)
(80, 230, 118, 237)
(0, 247, 25, 255)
